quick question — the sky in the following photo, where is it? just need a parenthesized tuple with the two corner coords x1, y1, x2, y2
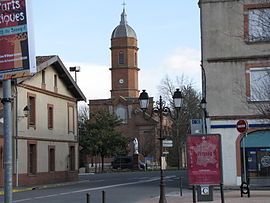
(32, 1, 201, 102)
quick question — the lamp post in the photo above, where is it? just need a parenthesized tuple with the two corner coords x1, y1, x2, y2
(69, 66, 80, 83)
(200, 98, 207, 134)
(139, 89, 183, 203)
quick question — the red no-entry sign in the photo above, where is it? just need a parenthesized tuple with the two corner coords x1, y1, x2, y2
(236, 120, 248, 133)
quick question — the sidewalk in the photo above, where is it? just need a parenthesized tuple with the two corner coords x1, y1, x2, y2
(0, 180, 89, 196)
(136, 189, 270, 203)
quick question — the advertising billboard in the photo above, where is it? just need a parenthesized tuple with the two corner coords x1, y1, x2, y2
(187, 134, 222, 185)
(0, 0, 36, 80)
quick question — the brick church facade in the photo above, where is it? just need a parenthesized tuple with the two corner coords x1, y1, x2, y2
(89, 8, 164, 160)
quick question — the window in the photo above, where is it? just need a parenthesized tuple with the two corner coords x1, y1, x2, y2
(48, 146, 55, 172)
(68, 104, 74, 133)
(47, 104, 54, 129)
(28, 143, 37, 174)
(250, 67, 270, 101)
(135, 52, 137, 66)
(54, 74, 57, 87)
(54, 74, 58, 92)
(245, 4, 270, 42)
(69, 146, 75, 171)
(115, 105, 127, 123)
(118, 51, 124, 65)
(42, 70, 45, 83)
(41, 70, 46, 89)
(28, 93, 36, 128)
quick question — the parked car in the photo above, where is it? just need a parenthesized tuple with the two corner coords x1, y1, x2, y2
(111, 156, 133, 169)
(111, 156, 146, 170)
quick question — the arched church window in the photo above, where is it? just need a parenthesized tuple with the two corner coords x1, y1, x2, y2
(115, 105, 127, 123)
(119, 51, 124, 65)
(135, 52, 137, 66)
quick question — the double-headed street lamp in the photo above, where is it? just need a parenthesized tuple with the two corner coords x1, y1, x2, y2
(139, 88, 183, 203)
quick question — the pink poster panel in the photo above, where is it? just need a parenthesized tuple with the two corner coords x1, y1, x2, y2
(187, 134, 222, 185)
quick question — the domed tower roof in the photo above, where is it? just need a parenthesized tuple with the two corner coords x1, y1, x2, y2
(111, 8, 137, 39)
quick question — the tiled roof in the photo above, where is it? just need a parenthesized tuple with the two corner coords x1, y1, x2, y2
(28, 55, 86, 101)
(36, 55, 56, 66)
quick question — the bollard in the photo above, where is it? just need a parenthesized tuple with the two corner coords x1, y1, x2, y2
(192, 185, 196, 203)
(102, 190, 105, 203)
(179, 176, 183, 196)
(86, 193, 90, 203)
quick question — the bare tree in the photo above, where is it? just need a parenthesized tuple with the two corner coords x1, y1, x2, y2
(158, 75, 201, 168)
(78, 104, 89, 168)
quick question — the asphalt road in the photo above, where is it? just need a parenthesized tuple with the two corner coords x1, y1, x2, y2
(0, 170, 188, 203)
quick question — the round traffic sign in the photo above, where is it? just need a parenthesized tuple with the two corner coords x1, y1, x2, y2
(236, 120, 248, 133)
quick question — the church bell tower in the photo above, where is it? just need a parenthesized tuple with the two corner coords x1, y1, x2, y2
(110, 8, 139, 98)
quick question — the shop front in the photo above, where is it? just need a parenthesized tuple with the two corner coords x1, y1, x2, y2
(241, 130, 270, 185)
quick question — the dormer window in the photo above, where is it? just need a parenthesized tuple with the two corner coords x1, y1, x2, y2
(119, 51, 125, 65)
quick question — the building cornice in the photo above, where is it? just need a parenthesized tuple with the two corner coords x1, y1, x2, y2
(0, 135, 78, 143)
(210, 114, 267, 120)
(199, 0, 239, 5)
(18, 84, 77, 102)
(207, 54, 270, 63)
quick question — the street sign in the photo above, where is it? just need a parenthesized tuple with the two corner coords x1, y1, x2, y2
(162, 140, 173, 148)
(236, 120, 248, 133)
(190, 119, 203, 134)
(163, 151, 169, 155)
(201, 185, 210, 195)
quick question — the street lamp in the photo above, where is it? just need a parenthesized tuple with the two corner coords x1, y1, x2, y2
(200, 98, 207, 134)
(139, 88, 183, 203)
(22, 105, 29, 117)
(69, 66, 80, 83)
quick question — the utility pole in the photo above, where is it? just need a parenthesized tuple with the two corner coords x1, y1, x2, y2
(3, 79, 13, 203)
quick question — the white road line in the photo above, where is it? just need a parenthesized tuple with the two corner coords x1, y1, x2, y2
(14, 198, 33, 202)
(90, 179, 105, 183)
(13, 175, 176, 202)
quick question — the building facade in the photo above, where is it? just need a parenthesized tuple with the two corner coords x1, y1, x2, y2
(0, 55, 86, 186)
(199, 0, 270, 186)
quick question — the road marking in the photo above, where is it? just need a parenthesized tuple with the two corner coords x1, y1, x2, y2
(13, 175, 176, 202)
(132, 177, 149, 180)
(90, 179, 105, 183)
